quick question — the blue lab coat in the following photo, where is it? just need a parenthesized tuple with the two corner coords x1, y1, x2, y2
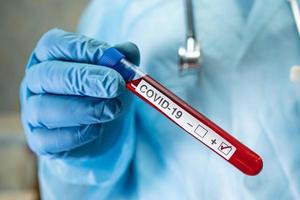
(39, 0, 300, 199)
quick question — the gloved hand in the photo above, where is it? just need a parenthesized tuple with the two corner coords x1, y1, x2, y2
(20, 28, 140, 158)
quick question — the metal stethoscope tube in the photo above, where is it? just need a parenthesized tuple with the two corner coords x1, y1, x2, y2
(288, 0, 300, 82)
(178, 0, 201, 70)
(289, 0, 300, 36)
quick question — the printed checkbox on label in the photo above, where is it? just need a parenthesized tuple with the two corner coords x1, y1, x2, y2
(194, 125, 208, 138)
(218, 142, 232, 155)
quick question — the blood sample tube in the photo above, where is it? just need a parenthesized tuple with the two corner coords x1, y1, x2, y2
(99, 48, 263, 176)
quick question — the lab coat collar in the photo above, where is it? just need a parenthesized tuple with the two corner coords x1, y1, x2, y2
(203, 0, 244, 34)
(234, 0, 287, 65)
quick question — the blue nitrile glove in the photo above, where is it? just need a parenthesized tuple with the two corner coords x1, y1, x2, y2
(20, 29, 140, 191)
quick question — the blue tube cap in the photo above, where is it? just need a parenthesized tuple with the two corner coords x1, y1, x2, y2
(99, 47, 135, 81)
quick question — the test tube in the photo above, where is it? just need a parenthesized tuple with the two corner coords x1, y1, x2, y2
(99, 48, 263, 176)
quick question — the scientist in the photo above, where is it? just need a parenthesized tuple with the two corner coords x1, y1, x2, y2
(20, 0, 300, 199)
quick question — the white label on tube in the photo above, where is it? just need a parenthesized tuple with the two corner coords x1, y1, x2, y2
(135, 79, 236, 160)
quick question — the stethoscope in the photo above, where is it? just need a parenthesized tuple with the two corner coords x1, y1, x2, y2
(179, 0, 300, 82)
(178, 0, 201, 70)
(289, 0, 300, 36)
(288, 0, 300, 82)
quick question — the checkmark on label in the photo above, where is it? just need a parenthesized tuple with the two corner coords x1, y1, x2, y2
(218, 142, 232, 156)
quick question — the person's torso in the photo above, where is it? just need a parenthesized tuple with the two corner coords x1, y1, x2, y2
(79, 0, 300, 199)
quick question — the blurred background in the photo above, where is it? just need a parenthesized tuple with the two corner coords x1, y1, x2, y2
(0, 0, 89, 199)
